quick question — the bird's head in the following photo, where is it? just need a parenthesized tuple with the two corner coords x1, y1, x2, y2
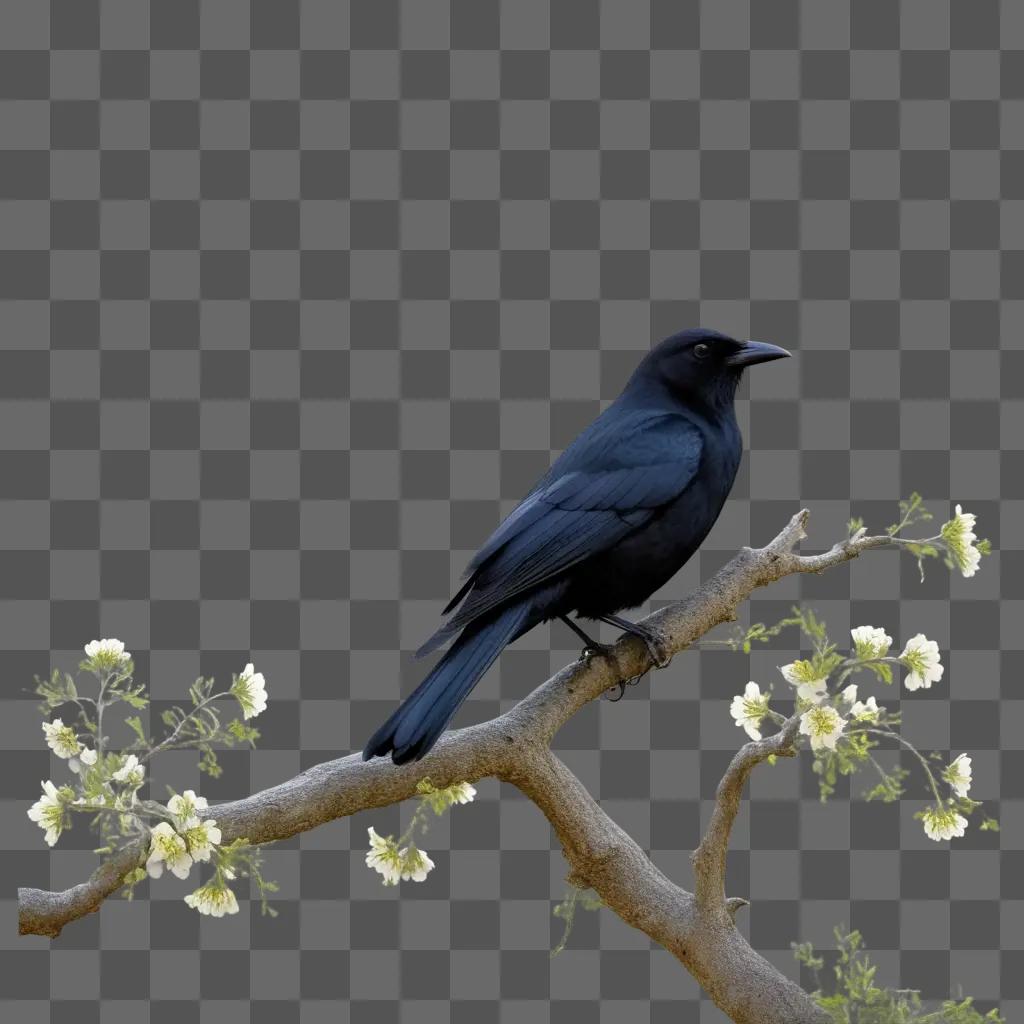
(631, 328, 791, 414)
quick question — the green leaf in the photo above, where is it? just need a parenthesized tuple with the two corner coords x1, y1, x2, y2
(797, 924, 1004, 1022)
(550, 886, 603, 957)
(225, 718, 261, 746)
(862, 766, 909, 803)
(198, 748, 222, 777)
(811, 732, 875, 802)
(120, 687, 149, 709)
(125, 715, 148, 744)
(887, 491, 933, 537)
(865, 660, 894, 685)
(121, 865, 148, 901)
(34, 669, 80, 713)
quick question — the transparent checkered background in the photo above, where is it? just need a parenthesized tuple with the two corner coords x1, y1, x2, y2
(1, 1, 1021, 1020)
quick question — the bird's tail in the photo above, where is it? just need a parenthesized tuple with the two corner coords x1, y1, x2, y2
(361, 600, 534, 766)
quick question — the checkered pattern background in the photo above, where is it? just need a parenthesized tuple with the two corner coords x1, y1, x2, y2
(1, 1, 1020, 1020)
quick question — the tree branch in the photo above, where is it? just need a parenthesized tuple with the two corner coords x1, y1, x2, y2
(20, 508, 895, 1023)
(692, 713, 803, 917)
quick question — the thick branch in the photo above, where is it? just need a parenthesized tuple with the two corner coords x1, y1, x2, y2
(504, 746, 696, 942)
(19, 716, 517, 938)
(20, 509, 890, 1023)
(505, 746, 829, 1023)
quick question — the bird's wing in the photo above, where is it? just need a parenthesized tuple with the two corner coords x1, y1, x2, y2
(465, 407, 698, 573)
(420, 411, 704, 651)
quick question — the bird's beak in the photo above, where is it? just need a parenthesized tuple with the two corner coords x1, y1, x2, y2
(726, 340, 792, 368)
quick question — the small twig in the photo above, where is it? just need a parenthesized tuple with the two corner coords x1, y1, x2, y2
(141, 692, 227, 764)
(691, 714, 803, 917)
(860, 726, 944, 804)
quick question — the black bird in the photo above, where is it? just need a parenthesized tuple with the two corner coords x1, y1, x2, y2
(362, 329, 790, 765)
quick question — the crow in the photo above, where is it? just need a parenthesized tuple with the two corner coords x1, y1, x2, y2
(362, 329, 791, 765)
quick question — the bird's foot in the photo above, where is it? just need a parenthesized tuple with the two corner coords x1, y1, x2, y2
(597, 614, 674, 670)
(633, 626, 673, 670)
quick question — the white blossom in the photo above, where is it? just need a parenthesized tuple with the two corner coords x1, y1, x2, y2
(181, 818, 222, 862)
(83, 637, 130, 670)
(366, 825, 402, 885)
(799, 705, 846, 752)
(447, 782, 476, 804)
(146, 822, 193, 880)
(184, 882, 239, 917)
(851, 625, 892, 660)
(42, 718, 82, 760)
(850, 695, 881, 722)
(68, 746, 97, 775)
(729, 681, 770, 741)
(922, 805, 968, 842)
(900, 634, 944, 691)
(27, 780, 66, 847)
(112, 753, 145, 788)
(841, 684, 858, 704)
(231, 662, 268, 720)
(167, 789, 208, 828)
(399, 843, 435, 882)
(778, 663, 827, 704)
(941, 504, 982, 578)
(943, 754, 972, 798)
(779, 661, 828, 703)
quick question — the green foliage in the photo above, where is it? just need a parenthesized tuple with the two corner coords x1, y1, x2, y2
(198, 748, 222, 778)
(550, 884, 604, 957)
(723, 604, 839, 658)
(155, 677, 260, 776)
(124, 715, 147, 745)
(34, 669, 79, 714)
(861, 659, 895, 685)
(887, 492, 933, 537)
(795, 926, 1004, 1022)
(120, 864, 149, 901)
(226, 718, 261, 746)
(812, 731, 876, 801)
(862, 765, 910, 804)
(217, 838, 280, 917)
(726, 611, 806, 653)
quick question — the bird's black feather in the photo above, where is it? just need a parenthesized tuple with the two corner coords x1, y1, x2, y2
(363, 329, 790, 763)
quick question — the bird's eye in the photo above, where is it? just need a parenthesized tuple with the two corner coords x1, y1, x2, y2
(693, 343, 710, 360)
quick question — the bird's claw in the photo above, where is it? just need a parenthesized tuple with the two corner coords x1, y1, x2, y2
(604, 672, 645, 701)
(637, 629, 673, 670)
(605, 680, 627, 701)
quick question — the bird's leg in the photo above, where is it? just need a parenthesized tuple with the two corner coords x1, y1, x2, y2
(562, 615, 644, 701)
(596, 614, 674, 669)
(559, 615, 616, 662)
(563, 616, 644, 702)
